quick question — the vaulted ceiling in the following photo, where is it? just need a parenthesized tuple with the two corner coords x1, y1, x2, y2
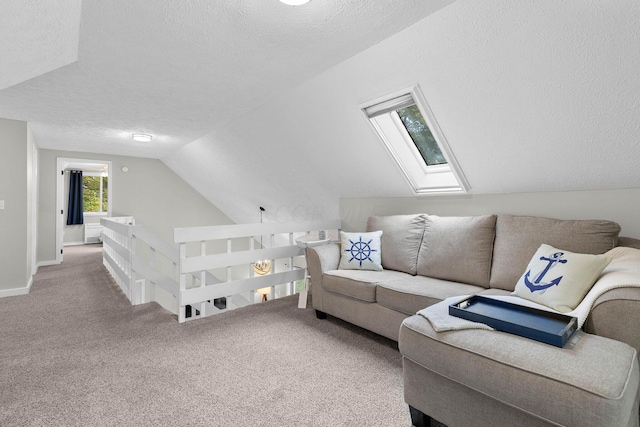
(2, 0, 639, 224)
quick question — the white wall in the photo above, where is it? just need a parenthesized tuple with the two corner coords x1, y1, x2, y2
(38, 149, 235, 265)
(0, 118, 35, 292)
(341, 188, 640, 239)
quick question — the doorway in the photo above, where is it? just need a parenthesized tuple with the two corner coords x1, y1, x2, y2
(56, 157, 112, 263)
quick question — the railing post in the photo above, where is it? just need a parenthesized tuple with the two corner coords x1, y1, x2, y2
(128, 231, 136, 303)
(226, 238, 233, 305)
(249, 236, 255, 304)
(269, 234, 275, 300)
(178, 243, 187, 323)
(288, 232, 294, 296)
(200, 240, 206, 318)
(127, 225, 135, 301)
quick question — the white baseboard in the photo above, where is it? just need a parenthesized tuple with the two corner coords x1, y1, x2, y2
(0, 276, 33, 298)
(2, 260, 61, 298)
(37, 260, 59, 268)
(64, 241, 86, 247)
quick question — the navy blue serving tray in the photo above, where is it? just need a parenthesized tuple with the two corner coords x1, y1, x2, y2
(449, 295, 578, 348)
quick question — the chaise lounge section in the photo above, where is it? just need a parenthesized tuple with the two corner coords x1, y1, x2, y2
(400, 305, 640, 427)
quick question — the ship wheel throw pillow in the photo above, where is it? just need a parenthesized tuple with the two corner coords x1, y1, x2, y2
(512, 244, 611, 313)
(339, 231, 383, 271)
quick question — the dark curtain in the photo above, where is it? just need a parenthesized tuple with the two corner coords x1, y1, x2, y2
(66, 170, 84, 225)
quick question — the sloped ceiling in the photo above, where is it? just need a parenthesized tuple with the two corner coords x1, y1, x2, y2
(0, 0, 453, 158)
(0, 0, 81, 90)
(166, 0, 640, 223)
(2, 0, 639, 225)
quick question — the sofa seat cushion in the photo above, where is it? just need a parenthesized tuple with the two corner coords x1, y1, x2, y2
(322, 269, 411, 303)
(376, 276, 485, 315)
(400, 315, 640, 427)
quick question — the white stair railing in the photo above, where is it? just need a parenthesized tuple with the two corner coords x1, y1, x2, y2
(101, 217, 137, 302)
(102, 217, 341, 323)
(102, 217, 181, 311)
(174, 219, 341, 323)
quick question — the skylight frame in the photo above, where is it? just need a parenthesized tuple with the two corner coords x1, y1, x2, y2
(362, 85, 470, 194)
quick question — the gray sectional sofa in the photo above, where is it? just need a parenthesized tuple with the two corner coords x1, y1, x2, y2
(306, 214, 640, 427)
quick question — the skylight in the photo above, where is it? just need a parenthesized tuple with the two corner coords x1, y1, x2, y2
(362, 86, 469, 194)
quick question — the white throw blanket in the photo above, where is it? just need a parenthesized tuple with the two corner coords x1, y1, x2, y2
(419, 246, 640, 332)
(417, 296, 493, 332)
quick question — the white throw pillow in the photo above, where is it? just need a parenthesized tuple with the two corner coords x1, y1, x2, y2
(512, 244, 611, 313)
(338, 231, 383, 271)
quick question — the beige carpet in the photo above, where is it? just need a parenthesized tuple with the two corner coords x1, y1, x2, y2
(0, 244, 434, 426)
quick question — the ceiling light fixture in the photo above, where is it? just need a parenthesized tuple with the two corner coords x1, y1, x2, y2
(279, 0, 311, 5)
(132, 133, 152, 142)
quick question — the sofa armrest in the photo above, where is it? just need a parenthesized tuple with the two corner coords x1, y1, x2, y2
(305, 243, 340, 278)
(584, 287, 640, 357)
(305, 243, 340, 311)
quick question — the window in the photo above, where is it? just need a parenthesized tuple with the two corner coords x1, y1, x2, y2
(362, 86, 469, 194)
(83, 174, 108, 214)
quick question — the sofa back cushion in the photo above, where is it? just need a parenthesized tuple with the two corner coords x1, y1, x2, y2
(367, 214, 427, 275)
(490, 215, 620, 291)
(618, 236, 640, 249)
(416, 215, 497, 287)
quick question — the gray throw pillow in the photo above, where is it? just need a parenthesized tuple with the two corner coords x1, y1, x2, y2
(416, 215, 497, 287)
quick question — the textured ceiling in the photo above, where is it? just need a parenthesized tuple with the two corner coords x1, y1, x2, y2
(0, 0, 81, 90)
(0, 0, 454, 158)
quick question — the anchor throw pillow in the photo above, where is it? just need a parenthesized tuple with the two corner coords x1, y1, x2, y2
(338, 231, 383, 271)
(512, 244, 611, 313)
